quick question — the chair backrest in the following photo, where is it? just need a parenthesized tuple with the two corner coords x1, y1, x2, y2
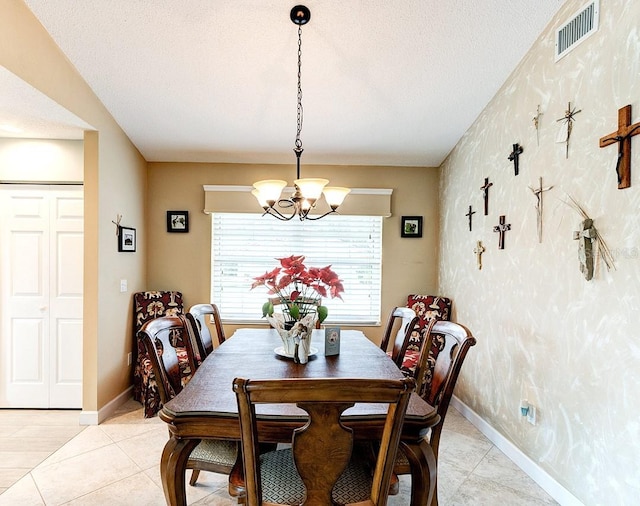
(421, 321, 476, 458)
(133, 290, 184, 333)
(138, 315, 196, 404)
(267, 296, 322, 329)
(233, 376, 415, 506)
(185, 303, 225, 366)
(379, 307, 419, 368)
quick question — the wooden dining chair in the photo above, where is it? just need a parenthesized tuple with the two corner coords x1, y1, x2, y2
(391, 321, 477, 504)
(138, 315, 238, 487)
(233, 376, 415, 506)
(185, 303, 226, 367)
(379, 306, 419, 368)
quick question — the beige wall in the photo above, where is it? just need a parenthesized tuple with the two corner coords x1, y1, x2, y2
(147, 162, 440, 344)
(439, 1, 640, 504)
(0, 138, 83, 182)
(1, 0, 147, 414)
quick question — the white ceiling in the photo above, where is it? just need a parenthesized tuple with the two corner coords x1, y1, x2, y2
(6, 0, 567, 167)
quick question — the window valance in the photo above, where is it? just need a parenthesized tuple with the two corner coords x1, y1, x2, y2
(203, 185, 393, 217)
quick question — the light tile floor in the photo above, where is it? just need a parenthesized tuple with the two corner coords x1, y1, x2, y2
(0, 401, 557, 505)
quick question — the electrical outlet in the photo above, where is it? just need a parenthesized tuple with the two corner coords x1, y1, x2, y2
(120, 279, 128, 292)
(127, 352, 132, 366)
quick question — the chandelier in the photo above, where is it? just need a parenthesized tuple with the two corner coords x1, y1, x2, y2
(252, 5, 350, 221)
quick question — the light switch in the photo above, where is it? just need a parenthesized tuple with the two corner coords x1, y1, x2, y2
(120, 279, 128, 292)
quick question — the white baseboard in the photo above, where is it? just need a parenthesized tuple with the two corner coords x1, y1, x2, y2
(79, 386, 133, 425)
(450, 396, 584, 506)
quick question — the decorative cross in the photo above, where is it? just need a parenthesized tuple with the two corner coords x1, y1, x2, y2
(528, 177, 554, 243)
(465, 205, 476, 232)
(480, 177, 493, 216)
(473, 240, 485, 270)
(573, 218, 597, 281)
(599, 104, 640, 190)
(556, 101, 581, 159)
(111, 214, 122, 236)
(508, 143, 524, 176)
(493, 215, 511, 250)
(532, 105, 543, 146)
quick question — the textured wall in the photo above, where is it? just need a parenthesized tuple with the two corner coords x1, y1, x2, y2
(439, 1, 640, 504)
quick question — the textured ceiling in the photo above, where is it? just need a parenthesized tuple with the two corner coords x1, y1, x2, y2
(8, 0, 567, 166)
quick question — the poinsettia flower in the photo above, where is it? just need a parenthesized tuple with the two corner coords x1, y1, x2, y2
(251, 267, 281, 289)
(251, 255, 344, 324)
(280, 255, 306, 275)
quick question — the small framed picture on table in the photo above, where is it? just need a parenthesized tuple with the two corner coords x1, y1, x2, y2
(167, 211, 189, 233)
(401, 216, 423, 238)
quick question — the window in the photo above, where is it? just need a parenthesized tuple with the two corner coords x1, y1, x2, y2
(211, 213, 382, 325)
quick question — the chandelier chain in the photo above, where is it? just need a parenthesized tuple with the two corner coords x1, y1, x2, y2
(295, 24, 304, 151)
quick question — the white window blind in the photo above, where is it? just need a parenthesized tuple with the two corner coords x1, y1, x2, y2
(211, 213, 382, 325)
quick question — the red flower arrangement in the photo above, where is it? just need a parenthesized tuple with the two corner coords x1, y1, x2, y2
(251, 255, 344, 324)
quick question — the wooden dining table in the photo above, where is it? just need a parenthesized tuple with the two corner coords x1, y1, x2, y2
(159, 328, 439, 506)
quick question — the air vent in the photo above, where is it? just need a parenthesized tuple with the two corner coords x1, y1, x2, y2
(555, 0, 599, 61)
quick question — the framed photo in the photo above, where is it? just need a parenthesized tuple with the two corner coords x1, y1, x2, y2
(401, 216, 423, 238)
(118, 226, 136, 252)
(167, 211, 189, 233)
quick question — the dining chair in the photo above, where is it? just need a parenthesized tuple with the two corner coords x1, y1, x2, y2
(132, 290, 188, 418)
(138, 315, 238, 488)
(391, 321, 477, 504)
(185, 303, 226, 367)
(379, 306, 419, 368)
(233, 376, 415, 506)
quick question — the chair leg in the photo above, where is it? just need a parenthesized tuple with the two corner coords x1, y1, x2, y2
(189, 469, 200, 486)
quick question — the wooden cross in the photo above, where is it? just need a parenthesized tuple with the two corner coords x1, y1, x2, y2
(465, 205, 476, 231)
(599, 104, 640, 189)
(473, 240, 485, 270)
(508, 143, 523, 176)
(493, 215, 511, 250)
(480, 177, 493, 216)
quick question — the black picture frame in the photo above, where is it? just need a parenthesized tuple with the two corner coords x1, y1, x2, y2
(118, 226, 136, 252)
(167, 211, 189, 233)
(401, 216, 423, 238)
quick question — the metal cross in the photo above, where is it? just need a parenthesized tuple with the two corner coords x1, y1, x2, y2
(473, 240, 486, 270)
(508, 143, 524, 176)
(528, 177, 554, 243)
(493, 215, 511, 250)
(465, 205, 476, 232)
(532, 105, 543, 146)
(480, 177, 493, 216)
(556, 101, 582, 159)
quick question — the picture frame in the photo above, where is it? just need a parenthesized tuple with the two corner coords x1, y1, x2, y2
(167, 210, 189, 233)
(118, 226, 136, 252)
(401, 216, 423, 238)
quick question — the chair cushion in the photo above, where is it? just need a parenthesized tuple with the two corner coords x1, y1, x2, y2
(189, 439, 238, 468)
(259, 448, 373, 505)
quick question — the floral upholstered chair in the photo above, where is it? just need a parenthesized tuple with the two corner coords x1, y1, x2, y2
(133, 291, 193, 417)
(400, 295, 452, 396)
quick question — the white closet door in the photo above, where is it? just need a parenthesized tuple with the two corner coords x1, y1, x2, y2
(0, 185, 83, 408)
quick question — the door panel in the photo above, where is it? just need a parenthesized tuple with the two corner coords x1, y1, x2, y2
(0, 185, 83, 408)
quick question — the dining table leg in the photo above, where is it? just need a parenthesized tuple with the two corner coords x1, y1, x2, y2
(160, 436, 199, 506)
(401, 438, 437, 506)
